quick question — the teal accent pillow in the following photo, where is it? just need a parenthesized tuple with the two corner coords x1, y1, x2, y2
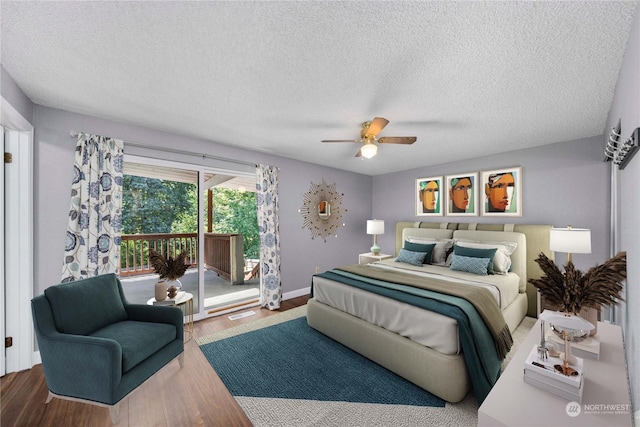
(395, 248, 427, 266)
(449, 254, 491, 276)
(403, 241, 436, 264)
(453, 245, 497, 274)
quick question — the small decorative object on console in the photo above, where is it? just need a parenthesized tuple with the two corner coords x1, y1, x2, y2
(524, 343, 584, 402)
(539, 311, 594, 375)
(547, 325, 601, 360)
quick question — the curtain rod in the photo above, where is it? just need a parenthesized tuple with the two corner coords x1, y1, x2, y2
(70, 131, 259, 168)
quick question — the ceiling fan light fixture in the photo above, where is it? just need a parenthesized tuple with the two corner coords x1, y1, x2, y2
(360, 143, 377, 159)
(321, 118, 415, 159)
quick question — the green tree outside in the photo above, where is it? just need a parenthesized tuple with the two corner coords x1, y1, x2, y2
(122, 175, 195, 234)
(122, 176, 258, 262)
(207, 188, 259, 259)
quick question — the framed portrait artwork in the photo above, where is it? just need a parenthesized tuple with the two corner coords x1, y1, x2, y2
(415, 176, 443, 216)
(480, 167, 522, 216)
(445, 173, 478, 216)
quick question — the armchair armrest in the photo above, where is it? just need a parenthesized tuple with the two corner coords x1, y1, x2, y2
(32, 295, 125, 404)
(36, 330, 123, 404)
(125, 304, 184, 341)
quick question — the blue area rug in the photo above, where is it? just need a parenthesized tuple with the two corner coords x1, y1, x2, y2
(199, 316, 445, 407)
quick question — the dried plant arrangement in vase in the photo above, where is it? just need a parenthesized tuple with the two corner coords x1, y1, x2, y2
(150, 249, 189, 300)
(529, 251, 626, 314)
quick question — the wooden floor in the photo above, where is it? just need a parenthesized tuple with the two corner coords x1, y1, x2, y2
(1, 296, 309, 427)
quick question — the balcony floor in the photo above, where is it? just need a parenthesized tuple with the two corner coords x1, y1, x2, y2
(120, 268, 260, 314)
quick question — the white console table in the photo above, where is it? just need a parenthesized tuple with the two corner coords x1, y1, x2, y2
(478, 319, 632, 426)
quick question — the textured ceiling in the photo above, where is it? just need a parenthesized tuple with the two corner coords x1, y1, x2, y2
(1, 1, 637, 176)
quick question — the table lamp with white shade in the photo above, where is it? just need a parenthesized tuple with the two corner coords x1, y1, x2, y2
(549, 226, 592, 264)
(367, 219, 384, 255)
(549, 226, 598, 335)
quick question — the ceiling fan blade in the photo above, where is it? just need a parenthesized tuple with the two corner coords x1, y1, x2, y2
(365, 117, 389, 138)
(321, 139, 361, 143)
(355, 149, 362, 157)
(378, 136, 417, 144)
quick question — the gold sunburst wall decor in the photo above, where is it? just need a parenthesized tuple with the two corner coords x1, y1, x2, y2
(298, 179, 346, 242)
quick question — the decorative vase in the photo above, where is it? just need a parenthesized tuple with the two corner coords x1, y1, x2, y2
(154, 281, 167, 301)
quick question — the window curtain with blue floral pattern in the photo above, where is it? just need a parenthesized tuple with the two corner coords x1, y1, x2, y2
(256, 164, 282, 309)
(61, 132, 124, 281)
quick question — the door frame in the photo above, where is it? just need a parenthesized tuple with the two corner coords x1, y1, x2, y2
(1, 96, 35, 374)
(1, 125, 5, 376)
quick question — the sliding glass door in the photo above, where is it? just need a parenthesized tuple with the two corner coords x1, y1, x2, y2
(119, 155, 259, 319)
(202, 175, 259, 315)
(120, 161, 200, 309)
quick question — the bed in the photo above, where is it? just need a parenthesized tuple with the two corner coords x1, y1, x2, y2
(307, 222, 552, 403)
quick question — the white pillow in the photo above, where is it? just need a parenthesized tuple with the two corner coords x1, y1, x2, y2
(454, 239, 517, 274)
(407, 237, 454, 266)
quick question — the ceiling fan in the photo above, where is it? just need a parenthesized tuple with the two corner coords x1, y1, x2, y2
(321, 117, 416, 158)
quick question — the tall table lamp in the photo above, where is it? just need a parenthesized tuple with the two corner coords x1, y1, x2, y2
(367, 219, 384, 255)
(549, 226, 596, 334)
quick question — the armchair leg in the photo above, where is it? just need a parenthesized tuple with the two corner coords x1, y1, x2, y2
(178, 352, 184, 368)
(46, 390, 121, 424)
(109, 403, 120, 424)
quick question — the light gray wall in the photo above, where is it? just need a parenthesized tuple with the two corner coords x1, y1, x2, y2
(606, 5, 640, 418)
(32, 105, 372, 299)
(372, 135, 610, 272)
(1, 66, 33, 123)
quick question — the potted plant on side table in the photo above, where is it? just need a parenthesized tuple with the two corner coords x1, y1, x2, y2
(149, 249, 189, 301)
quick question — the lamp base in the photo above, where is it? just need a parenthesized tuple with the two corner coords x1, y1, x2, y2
(370, 243, 381, 256)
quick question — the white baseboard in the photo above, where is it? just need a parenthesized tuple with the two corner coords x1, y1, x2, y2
(282, 286, 310, 301)
(33, 350, 41, 366)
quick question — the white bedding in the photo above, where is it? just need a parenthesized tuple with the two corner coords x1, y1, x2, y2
(312, 259, 522, 355)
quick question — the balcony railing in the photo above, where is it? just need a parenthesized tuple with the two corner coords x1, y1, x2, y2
(204, 233, 244, 285)
(120, 233, 198, 277)
(120, 233, 245, 285)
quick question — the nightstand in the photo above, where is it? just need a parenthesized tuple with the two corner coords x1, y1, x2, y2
(358, 253, 393, 264)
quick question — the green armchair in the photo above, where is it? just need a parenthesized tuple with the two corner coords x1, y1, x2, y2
(31, 273, 184, 423)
